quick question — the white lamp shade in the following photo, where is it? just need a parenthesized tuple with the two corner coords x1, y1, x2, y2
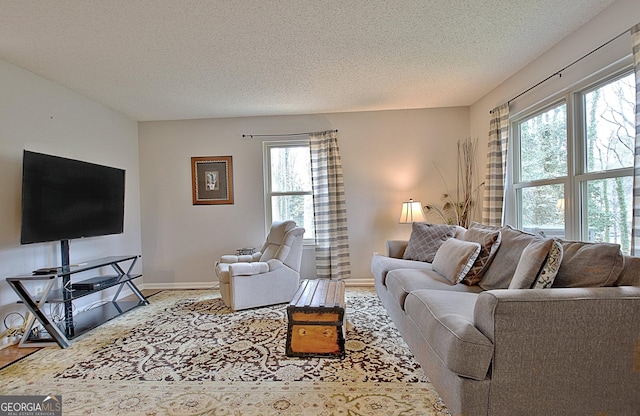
(399, 199, 426, 223)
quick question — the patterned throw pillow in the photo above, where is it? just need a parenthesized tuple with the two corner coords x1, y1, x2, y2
(509, 238, 555, 289)
(532, 239, 563, 288)
(459, 228, 501, 285)
(403, 222, 456, 263)
(432, 238, 481, 284)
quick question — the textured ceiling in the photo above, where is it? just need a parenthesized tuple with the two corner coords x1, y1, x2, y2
(0, 0, 616, 121)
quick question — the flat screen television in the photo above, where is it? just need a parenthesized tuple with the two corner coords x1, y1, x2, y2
(20, 150, 126, 245)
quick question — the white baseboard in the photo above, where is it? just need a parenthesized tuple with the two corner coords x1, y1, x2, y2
(141, 282, 218, 290)
(140, 277, 373, 291)
(342, 277, 374, 287)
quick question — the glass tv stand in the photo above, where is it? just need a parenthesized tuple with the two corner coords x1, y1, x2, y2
(6, 255, 148, 348)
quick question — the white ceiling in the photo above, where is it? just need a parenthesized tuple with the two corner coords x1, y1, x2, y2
(0, 0, 616, 121)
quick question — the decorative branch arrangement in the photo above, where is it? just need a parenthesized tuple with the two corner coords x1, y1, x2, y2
(424, 137, 484, 228)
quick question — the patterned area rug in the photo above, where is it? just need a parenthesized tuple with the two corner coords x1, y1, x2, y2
(0, 288, 450, 415)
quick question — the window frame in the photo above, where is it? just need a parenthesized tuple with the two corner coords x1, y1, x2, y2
(507, 63, 635, 248)
(263, 139, 315, 244)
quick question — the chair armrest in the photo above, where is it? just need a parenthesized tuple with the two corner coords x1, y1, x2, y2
(229, 262, 269, 276)
(228, 259, 285, 276)
(386, 240, 409, 259)
(220, 254, 255, 264)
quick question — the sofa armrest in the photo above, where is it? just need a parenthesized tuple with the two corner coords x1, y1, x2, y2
(386, 240, 409, 259)
(474, 286, 640, 342)
(473, 286, 640, 413)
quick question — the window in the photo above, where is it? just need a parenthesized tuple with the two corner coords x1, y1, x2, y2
(511, 70, 635, 254)
(263, 140, 315, 241)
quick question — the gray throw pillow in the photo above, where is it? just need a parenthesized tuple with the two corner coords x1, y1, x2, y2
(554, 240, 623, 287)
(403, 222, 456, 263)
(509, 238, 555, 289)
(478, 225, 543, 290)
(432, 238, 481, 284)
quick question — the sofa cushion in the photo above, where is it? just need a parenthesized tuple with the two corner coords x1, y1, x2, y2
(532, 239, 563, 288)
(386, 268, 482, 310)
(509, 238, 555, 289)
(432, 238, 481, 284)
(460, 227, 501, 285)
(403, 222, 456, 263)
(404, 290, 493, 380)
(478, 225, 544, 290)
(554, 240, 624, 287)
(371, 254, 433, 287)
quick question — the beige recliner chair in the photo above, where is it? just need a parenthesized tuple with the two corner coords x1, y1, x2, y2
(215, 220, 305, 311)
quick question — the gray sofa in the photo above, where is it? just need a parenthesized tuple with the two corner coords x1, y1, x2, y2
(371, 223, 640, 416)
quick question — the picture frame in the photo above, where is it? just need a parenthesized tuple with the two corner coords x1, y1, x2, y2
(191, 156, 234, 205)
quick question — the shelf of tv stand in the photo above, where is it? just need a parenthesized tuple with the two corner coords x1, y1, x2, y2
(64, 299, 146, 339)
(42, 274, 143, 303)
(6, 255, 148, 349)
(53, 255, 141, 276)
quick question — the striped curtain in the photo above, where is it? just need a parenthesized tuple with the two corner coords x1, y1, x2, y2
(482, 103, 510, 226)
(631, 24, 640, 256)
(309, 130, 351, 280)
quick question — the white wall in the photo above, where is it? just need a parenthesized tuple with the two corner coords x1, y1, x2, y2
(470, 0, 640, 149)
(138, 107, 470, 287)
(0, 60, 142, 337)
(4, 0, 634, 335)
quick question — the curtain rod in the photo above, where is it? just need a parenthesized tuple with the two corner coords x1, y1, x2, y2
(490, 28, 630, 114)
(242, 129, 338, 139)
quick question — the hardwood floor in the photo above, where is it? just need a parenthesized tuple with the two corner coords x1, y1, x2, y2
(0, 345, 39, 369)
(0, 289, 161, 370)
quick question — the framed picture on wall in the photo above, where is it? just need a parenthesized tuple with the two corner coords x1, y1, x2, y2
(191, 156, 234, 205)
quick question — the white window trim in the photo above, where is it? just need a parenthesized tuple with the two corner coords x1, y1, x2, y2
(506, 60, 634, 243)
(262, 139, 315, 244)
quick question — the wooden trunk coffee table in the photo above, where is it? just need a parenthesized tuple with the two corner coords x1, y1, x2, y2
(285, 279, 346, 358)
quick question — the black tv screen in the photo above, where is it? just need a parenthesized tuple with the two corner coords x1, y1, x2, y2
(20, 150, 125, 244)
